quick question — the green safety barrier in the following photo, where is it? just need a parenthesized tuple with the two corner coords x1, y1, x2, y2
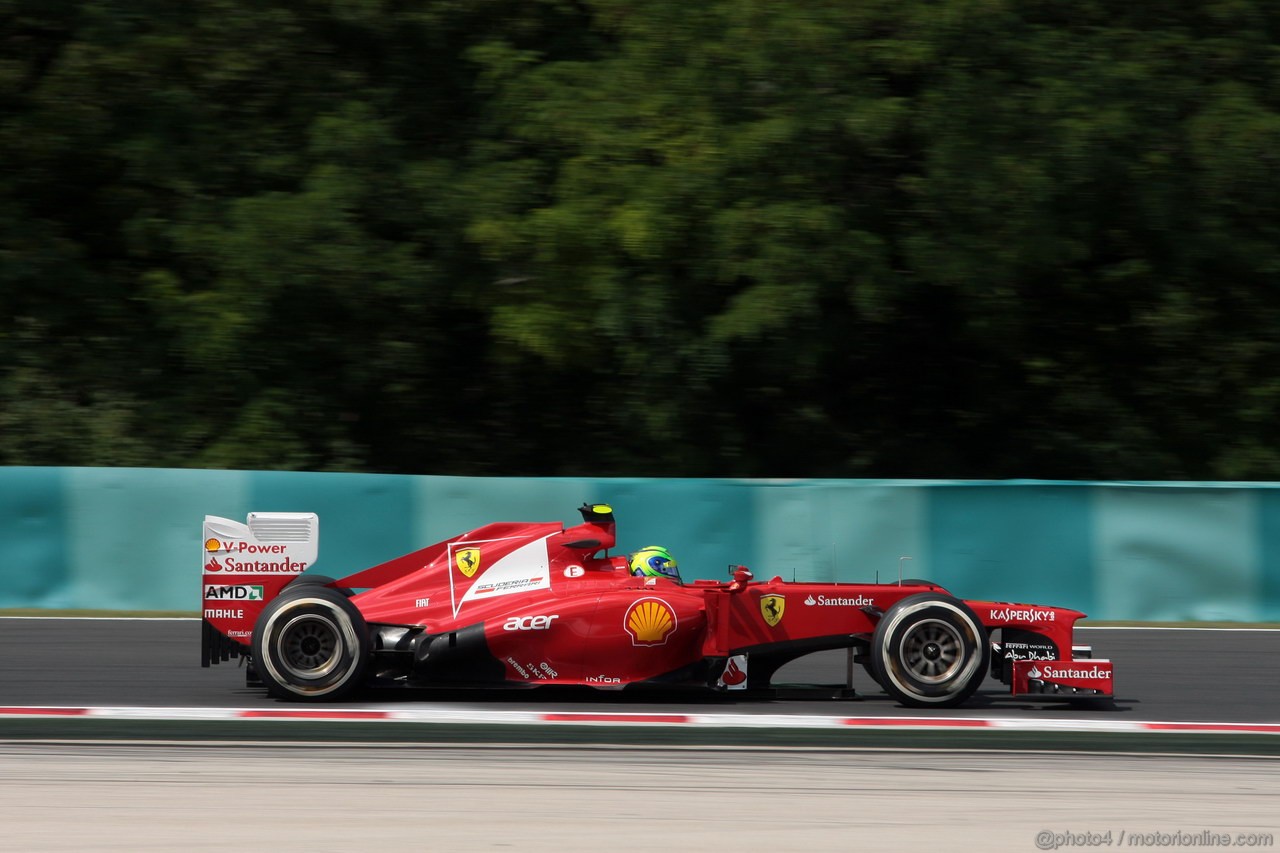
(1, 467, 1277, 620)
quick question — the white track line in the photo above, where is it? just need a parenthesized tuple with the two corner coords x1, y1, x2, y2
(0, 617, 196, 621)
(1, 706, 1276, 735)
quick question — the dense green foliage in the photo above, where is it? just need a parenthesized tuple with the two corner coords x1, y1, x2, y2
(4, 0, 1280, 478)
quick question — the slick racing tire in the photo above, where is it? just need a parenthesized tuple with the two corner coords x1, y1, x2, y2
(252, 585, 370, 701)
(285, 573, 354, 598)
(870, 593, 989, 708)
(861, 660, 884, 690)
(861, 583, 946, 690)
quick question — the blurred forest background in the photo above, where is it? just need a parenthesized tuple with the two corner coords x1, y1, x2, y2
(3, 1, 1280, 479)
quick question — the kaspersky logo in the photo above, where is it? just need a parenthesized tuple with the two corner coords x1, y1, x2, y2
(988, 607, 1055, 623)
(624, 598, 677, 646)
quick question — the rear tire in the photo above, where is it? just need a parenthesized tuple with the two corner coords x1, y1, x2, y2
(870, 593, 988, 708)
(252, 585, 370, 701)
(286, 574, 354, 597)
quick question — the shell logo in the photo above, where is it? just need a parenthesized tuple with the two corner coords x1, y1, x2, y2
(624, 598, 677, 646)
(205, 538, 221, 552)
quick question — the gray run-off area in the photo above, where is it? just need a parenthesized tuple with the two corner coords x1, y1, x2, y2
(0, 744, 1275, 853)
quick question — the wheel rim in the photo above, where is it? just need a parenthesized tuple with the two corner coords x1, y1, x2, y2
(897, 618, 964, 684)
(275, 614, 343, 680)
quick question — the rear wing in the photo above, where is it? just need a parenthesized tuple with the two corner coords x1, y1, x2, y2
(200, 512, 319, 666)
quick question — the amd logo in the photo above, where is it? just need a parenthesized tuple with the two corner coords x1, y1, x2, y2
(205, 585, 264, 601)
(502, 615, 559, 631)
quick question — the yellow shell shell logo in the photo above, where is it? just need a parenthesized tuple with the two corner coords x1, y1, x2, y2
(455, 548, 481, 578)
(204, 538, 221, 552)
(624, 598, 677, 646)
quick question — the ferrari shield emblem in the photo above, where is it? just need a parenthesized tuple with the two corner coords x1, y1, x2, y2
(760, 594, 785, 627)
(455, 548, 481, 578)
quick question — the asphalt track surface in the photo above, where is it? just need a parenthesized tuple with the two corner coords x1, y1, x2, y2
(1, 744, 1276, 853)
(3, 620, 1278, 853)
(1, 619, 1277, 722)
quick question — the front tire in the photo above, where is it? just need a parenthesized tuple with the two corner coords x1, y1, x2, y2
(870, 593, 989, 708)
(252, 586, 370, 701)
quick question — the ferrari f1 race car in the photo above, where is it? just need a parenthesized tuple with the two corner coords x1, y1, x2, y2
(200, 504, 1115, 707)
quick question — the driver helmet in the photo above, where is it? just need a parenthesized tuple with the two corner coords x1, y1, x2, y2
(629, 545, 681, 583)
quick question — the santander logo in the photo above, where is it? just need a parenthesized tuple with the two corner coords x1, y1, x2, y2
(1041, 664, 1112, 680)
(1028, 664, 1112, 681)
(202, 553, 307, 575)
(720, 658, 746, 686)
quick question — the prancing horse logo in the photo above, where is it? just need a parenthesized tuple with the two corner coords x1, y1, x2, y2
(455, 548, 481, 578)
(760, 594, 785, 627)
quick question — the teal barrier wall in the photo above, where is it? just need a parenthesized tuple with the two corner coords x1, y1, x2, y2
(1, 467, 1278, 620)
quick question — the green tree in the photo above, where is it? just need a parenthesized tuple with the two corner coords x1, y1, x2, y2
(5, 0, 1280, 479)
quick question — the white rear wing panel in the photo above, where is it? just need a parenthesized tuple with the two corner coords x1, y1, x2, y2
(200, 512, 319, 667)
(202, 512, 319, 575)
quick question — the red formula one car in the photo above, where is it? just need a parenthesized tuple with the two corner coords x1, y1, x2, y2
(200, 504, 1114, 707)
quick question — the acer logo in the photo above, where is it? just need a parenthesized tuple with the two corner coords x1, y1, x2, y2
(502, 615, 559, 631)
